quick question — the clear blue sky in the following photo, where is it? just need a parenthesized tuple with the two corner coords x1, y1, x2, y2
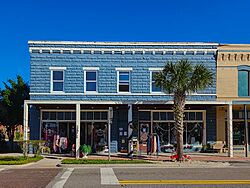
(0, 0, 250, 88)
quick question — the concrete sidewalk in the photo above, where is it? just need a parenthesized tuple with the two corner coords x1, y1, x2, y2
(73, 152, 250, 163)
(25, 157, 61, 168)
(1, 152, 250, 169)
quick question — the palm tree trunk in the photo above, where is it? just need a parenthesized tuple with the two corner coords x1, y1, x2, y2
(173, 93, 186, 161)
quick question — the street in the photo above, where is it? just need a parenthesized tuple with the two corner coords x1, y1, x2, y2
(1, 163, 250, 188)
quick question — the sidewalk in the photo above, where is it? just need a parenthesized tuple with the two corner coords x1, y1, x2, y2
(76, 152, 250, 163)
(1, 152, 250, 169)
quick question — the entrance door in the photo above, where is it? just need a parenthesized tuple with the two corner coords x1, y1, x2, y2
(80, 122, 107, 153)
(80, 122, 93, 146)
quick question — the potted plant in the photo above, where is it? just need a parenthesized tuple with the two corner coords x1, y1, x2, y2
(80, 144, 92, 158)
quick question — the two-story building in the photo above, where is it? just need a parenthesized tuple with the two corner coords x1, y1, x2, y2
(217, 44, 250, 155)
(24, 41, 234, 158)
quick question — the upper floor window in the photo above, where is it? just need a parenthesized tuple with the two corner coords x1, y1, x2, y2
(49, 67, 66, 93)
(83, 67, 99, 93)
(238, 70, 250, 96)
(116, 68, 132, 93)
(149, 68, 163, 93)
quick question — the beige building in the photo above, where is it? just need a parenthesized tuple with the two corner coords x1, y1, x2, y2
(217, 44, 250, 155)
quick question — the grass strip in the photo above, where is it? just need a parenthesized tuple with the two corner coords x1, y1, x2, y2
(62, 159, 151, 164)
(0, 155, 43, 165)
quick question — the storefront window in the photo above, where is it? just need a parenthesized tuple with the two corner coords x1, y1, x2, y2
(42, 112, 50, 120)
(189, 112, 195, 120)
(196, 112, 202, 120)
(153, 112, 160, 120)
(139, 111, 150, 121)
(58, 112, 64, 120)
(167, 112, 174, 120)
(101, 112, 108, 120)
(65, 112, 72, 120)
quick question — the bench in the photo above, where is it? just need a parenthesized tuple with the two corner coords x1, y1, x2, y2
(212, 141, 226, 153)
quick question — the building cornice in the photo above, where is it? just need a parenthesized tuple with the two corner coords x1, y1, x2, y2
(28, 40, 219, 46)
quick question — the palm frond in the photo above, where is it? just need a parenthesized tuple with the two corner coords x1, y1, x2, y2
(188, 64, 213, 93)
(154, 60, 213, 95)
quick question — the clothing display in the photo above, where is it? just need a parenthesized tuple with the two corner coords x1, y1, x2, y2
(53, 135, 60, 153)
(147, 134, 160, 155)
(59, 137, 68, 150)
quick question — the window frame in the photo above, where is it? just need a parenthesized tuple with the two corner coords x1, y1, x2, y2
(116, 67, 132, 93)
(238, 69, 250, 97)
(149, 68, 163, 93)
(49, 67, 66, 93)
(83, 67, 99, 93)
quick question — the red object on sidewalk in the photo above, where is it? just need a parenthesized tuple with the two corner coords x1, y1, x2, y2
(171, 153, 191, 162)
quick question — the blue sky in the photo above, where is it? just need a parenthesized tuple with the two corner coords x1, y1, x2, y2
(0, 0, 250, 88)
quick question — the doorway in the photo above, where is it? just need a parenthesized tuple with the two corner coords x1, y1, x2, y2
(80, 122, 108, 153)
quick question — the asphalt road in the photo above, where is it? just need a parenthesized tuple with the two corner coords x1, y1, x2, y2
(0, 168, 61, 188)
(1, 164, 250, 188)
(56, 165, 250, 188)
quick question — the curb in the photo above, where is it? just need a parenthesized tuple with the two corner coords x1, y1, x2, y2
(57, 161, 231, 168)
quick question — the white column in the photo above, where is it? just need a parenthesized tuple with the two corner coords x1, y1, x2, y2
(76, 103, 81, 158)
(202, 111, 206, 145)
(227, 103, 233, 157)
(128, 104, 133, 153)
(244, 104, 249, 157)
(108, 107, 113, 161)
(128, 104, 133, 137)
(23, 102, 28, 141)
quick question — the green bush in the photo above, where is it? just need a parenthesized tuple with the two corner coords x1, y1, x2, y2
(80, 144, 92, 155)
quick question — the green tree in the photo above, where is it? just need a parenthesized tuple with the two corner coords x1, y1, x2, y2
(0, 75, 29, 150)
(154, 60, 213, 161)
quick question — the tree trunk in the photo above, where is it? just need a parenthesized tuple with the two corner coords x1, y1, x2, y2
(173, 93, 186, 161)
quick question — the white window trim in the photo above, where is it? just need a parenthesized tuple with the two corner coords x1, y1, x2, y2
(83, 67, 100, 71)
(117, 70, 131, 93)
(115, 67, 133, 71)
(149, 68, 164, 94)
(50, 68, 66, 93)
(83, 67, 99, 93)
(149, 68, 163, 71)
(49, 67, 67, 70)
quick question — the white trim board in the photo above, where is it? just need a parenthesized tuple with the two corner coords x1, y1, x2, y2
(82, 67, 100, 71)
(115, 67, 133, 71)
(29, 92, 216, 96)
(149, 68, 164, 71)
(24, 100, 232, 105)
(29, 47, 217, 53)
(49, 67, 67, 70)
(28, 40, 219, 46)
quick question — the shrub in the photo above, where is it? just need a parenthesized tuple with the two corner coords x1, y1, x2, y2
(80, 144, 92, 155)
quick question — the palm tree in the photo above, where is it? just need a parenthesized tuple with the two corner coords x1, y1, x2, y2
(154, 60, 213, 161)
